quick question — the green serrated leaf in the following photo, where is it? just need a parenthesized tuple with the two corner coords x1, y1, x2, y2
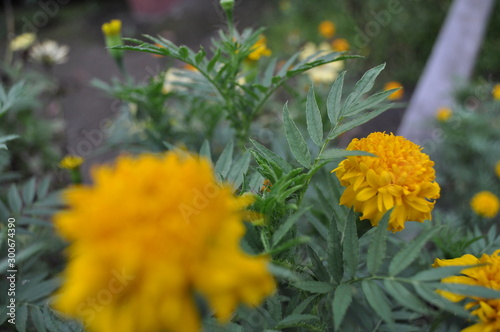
(8, 184, 22, 214)
(328, 104, 392, 140)
(276, 314, 319, 328)
(367, 210, 391, 275)
(361, 280, 393, 326)
(327, 71, 346, 125)
(272, 208, 310, 246)
(36, 176, 52, 199)
(319, 149, 376, 161)
(215, 141, 234, 179)
(227, 152, 251, 189)
(294, 281, 334, 294)
(199, 140, 212, 161)
(306, 245, 330, 282)
(343, 63, 386, 112)
(383, 279, 430, 315)
(250, 139, 293, 173)
(438, 283, 500, 299)
(413, 265, 473, 281)
(333, 283, 353, 331)
(283, 103, 311, 168)
(328, 215, 344, 284)
(413, 283, 471, 318)
(344, 88, 398, 117)
(30, 306, 47, 332)
(16, 304, 28, 332)
(292, 295, 318, 315)
(262, 58, 278, 87)
(22, 178, 37, 206)
(389, 227, 442, 276)
(178, 45, 189, 58)
(305, 85, 323, 146)
(194, 49, 206, 64)
(343, 210, 359, 278)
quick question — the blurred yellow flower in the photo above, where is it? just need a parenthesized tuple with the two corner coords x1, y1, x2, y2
(101, 19, 122, 36)
(492, 84, 500, 100)
(332, 132, 440, 232)
(299, 42, 344, 84)
(384, 81, 404, 100)
(247, 35, 272, 61)
(433, 250, 500, 332)
(59, 155, 84, 170)
(495, 161, 500, 179)
(9, 33, 36, 52)
(470, 191, 500, 218)
(318, 20, 336, 39)
(436, 107, 452, 122)
(331, 38, 350, 52)
(52, 152, 275, 332)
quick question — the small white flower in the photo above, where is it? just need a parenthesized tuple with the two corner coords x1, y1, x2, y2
(29, 40, 70, 66)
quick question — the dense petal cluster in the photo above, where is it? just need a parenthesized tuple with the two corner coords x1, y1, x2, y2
(433, 250, 500, 332)
(247, 36, 272, 61)
(53, 152, 275, 332)
(333, 132, 440, 232)
(470, 191, 500, 218)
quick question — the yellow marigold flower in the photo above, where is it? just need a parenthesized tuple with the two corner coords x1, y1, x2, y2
(331, 38, 350, 52)
(384, 81, 404, 100)
(436, 107, 453, 122)
(9, 33, 36, 52)
(318, 20, 336, 39)
(492, 84, 500, 100)
(59, 155, 84, 170)
(470, 191, 500, 218)
(433, 250, 500, 332)
(261, 179, 272, 192)
(332, 132, 440, 232)
(247, 35, 272, 61)
(101, 19, 121, 36)
(52, 152, 275, 332)
(495, 161, 500, 179)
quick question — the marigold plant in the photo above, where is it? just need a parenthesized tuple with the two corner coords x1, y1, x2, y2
(436, 106, 452, 122)
(433, 250, 500, 332)
(52, 151, 275, 332)
(333, 132, 440, 232)
(470, 191, 500, 218)
(318, 20, 336, 38)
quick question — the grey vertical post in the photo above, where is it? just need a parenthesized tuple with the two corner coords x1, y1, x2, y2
(397, 0, 494, 145)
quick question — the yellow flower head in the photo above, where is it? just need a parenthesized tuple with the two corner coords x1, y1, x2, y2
(470, 191, 500, 218)
(332, 132, 440, 232)
(101, 19, 122, 36)
(384, 81, 404, 100)
(247, 35, 272, 61)
(59, 155, 84, 170)
(52, 152, 275, 332)
(433, 250, 500, 331)
(318, 20, 336, 39)
(492, 84, 500, 101)
(331, 38, 350, 52)
(299, 42, 344, 84)
(436, 107, 453, 122)
(9, 33, 36, 52)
